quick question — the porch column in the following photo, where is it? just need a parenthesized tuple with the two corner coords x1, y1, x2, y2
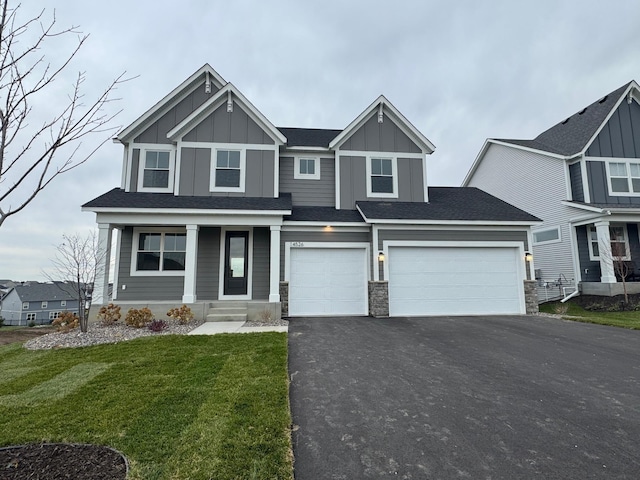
(595, 221, 616, 283)
(93, 223, 112, 305)
(182, 225, 199, 303)
(269, 225, 281, 302)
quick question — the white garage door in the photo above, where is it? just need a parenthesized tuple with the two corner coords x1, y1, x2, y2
(289, 247, 368, 316)
(388, 246, 524, 316)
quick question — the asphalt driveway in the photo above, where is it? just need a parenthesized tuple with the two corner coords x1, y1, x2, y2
(288, 315, 640, 479)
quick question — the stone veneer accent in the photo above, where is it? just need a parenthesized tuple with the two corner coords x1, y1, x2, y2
(524, 280, 539, 314)
(368, 281, 389, 318)
(279, 281, 289, 317)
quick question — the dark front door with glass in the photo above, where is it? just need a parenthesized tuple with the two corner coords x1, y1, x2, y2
(224, 231, 249, 296)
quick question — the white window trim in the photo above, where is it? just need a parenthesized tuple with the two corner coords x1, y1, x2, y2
(605, 159, 640, 197)
(22, 302, 29, 310)
(41, 301, 48, 309)
(26, 312, 36, 322)
(130, 227, 187, 277)
(532, 226, 562, 246)
(218, 227, 253, 300)
(61, 300, 67, 307)
(366, 155, 399, 198)
(49, 311, 61, 320)
(588, 224, 631, 261)
(136, 144, 176, 193)
(294, 156, 321, 180)
(209, 145, 247, 193)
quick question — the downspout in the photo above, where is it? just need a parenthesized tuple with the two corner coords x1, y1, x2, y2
(560, 289, 579, 303)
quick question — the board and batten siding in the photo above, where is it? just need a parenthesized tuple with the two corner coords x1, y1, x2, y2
(568, 162, 584, 202)
(252, 227, 270, 300)
(339, 156, 424, 209)
(134, 86, 215, 144)
(280, 230, 372, 281)
(279, 157, 335, 206)
(195, 227, 220, 300)
(377, 229, 530, 280)
(179, 147, 274, 197)
(586, 99, 640, 158)
(340, 110, 421, 153)
(117, 227, 184, 301)
(585, 160, 640, 205)
(467, 143, 574, 284)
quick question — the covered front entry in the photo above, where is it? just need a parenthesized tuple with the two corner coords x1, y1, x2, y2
(387, 243, 526, 316)
(287, 244, 369, 316)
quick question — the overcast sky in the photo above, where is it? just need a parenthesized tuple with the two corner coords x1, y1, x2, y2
(2, 0, 640, 281)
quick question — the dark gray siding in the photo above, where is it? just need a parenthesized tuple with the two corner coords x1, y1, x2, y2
(586, 99, 640, 157)
(134, 87, 214, 144)
(568, 162, 584, 202)
(182, 102, 274, 144)
(279, 157, 335, 206)
(196, 227, 220, 300)
(586, 160, 640, 204)
(129, 149, 140, 192)
(339, 156, 424, 209)
(628, 223, 640, 270)
(280, 230, 372, 280)
(117, 227, 184, 301)
(575, 225, 601, 282)
(179, 147, 274, 197)
(252, 228, 270, 300)
(340, 110, 421, 153)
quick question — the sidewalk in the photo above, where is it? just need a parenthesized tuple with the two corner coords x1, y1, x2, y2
(188, 321, 288, 335)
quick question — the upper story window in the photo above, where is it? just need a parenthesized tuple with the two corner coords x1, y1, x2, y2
(588, 224, 630, 261)
(607, 160, 640, 195)
(532, 226, 561, 246)
(41, 301, 48, 309)
(367, 156, 398, 198)
(210, 148, 246, 192)
(22, 302, 29, 310)
(132, 229, 186, 276)
(61, 300, 66, 307)
(294, 156, 320, 180)
(137, 147, 175, 193)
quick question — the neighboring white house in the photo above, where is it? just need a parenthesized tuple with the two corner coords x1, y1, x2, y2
(464, 80, 640, 300)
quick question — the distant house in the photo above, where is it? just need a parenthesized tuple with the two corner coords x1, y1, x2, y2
(464, 81, 640, 300)
(0, 282, 79, 326)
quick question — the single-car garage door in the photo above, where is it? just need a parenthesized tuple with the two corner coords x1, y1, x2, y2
(289, 246, 368, 316)
(388, 245, 525, 316)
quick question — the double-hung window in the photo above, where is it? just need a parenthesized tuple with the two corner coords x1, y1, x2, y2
(211, 149, 245, 191)
(133, 230, 187, 275)
(608, 161, 640, 194)
(137, 147, 174, 192)
(294, 156, 320, 180)
(367, 157, 397, 197)
(588, 224, 630, 260)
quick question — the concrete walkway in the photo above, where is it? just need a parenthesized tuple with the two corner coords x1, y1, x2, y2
(188, 321, 287, 335)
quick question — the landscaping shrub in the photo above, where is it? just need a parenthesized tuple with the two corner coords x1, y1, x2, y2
(96, 303, 122, 326)
(148, 319, 168, 332)
(166, 304, 194, 324)
(52, 311, 80, 333)
(125, 307, 153, 328)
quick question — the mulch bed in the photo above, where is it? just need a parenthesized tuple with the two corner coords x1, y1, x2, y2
(0, 443, 128, 479)
(574, 293, 640, 311)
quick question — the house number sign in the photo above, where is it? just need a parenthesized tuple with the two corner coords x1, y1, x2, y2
(291, 242, 304, 247)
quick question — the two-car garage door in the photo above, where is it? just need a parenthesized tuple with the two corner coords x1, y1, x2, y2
(388, 245, 525, 316)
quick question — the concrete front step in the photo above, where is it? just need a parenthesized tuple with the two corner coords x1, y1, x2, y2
(206, 313, 247, 322)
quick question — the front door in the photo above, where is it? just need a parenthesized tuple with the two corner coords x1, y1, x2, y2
(224, 231, 249, 296)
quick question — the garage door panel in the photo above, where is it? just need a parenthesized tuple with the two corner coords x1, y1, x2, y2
(289, 247, 367, 316)
(388, 246, 524, 316)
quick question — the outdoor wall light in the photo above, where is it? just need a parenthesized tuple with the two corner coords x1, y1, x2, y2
(378, 251, 385, 262)
(525, 251, 533, 262)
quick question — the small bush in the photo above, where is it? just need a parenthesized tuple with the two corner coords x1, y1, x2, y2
(148, 319, 168, 332)
(553, 303, 569, 315)
(167, 304, 194, 324)
(97, 303, 122, 326)
(52, 311, 80, 333)
(28, 320, 36, 328)
(125, 307, 154, 328)
(257, 308, 273, 323)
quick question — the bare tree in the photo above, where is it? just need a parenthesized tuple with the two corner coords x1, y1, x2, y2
(45, 231, 104, 332)
(598, 233, 632, 305)
(0, 1, 126, 227)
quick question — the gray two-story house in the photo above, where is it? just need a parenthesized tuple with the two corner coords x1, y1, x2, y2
(1, 282, 79, 326)
(83, 64, 540, 319)
(464, 80, 640, 299)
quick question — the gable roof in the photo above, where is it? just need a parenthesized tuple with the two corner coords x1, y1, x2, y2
(117, 64, 227, 142)
(278, 128, 342, 148)
(356, 187, 540, 223)
(166, 82, 287, 144)
(329, 95, 435, 153)
(497, 81, 636, 156)
(11, 282, 77, 302)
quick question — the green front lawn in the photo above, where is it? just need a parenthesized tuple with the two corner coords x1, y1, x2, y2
(539, 301, 640, 329)
(0, 334, 293, 480)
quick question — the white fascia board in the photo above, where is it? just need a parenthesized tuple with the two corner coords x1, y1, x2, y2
(282, 221, 368, 228)
(364, 218, 541, 226)
(92, 211, 287, 227)
(462, 139, 501, 186)
(579, 81, 639, 157)
(84, 207, 291, 216)
(166, 83, 286, 144)
(117, 64, 226, 142)
(560, 201, 604, 213)
(329, 95, 435, 153)
(282, 146, 334, 154)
